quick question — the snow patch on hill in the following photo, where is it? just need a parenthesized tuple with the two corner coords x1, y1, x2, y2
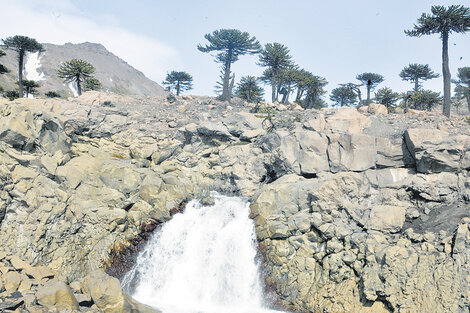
(24, 52, 45, 81)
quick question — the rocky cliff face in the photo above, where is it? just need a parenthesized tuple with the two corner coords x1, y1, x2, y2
(0, 93, 468, 312)
(0, 42, 167, 97)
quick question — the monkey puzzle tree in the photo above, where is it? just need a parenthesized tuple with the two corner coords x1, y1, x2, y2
(258, 43, 294, 102)
(83, 77, 102, 92)
(277, 66, 299, 104)
(339, 83, 363, 105)
(235, 76, 264, 103)
(2, 36, 44, 98)
(399, 63, 439, 91)
(330, 86, 357, 107)
(356, 72, 384, 104)
(406, 5, 470, 117)
(453, 67, 470, 111)
(411, 90, 442, 111)
(198, 29, 260, 101)
(374, 87, 400, 111)
(18, 79, 40, 97)
(303, 76, 328, 109)
(57, 59, 96, 96)
(162, 71, 193, 96)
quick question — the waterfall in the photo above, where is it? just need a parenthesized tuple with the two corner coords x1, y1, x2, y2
(122, 193, 283, 313)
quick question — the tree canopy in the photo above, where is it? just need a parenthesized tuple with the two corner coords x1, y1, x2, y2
(235, 76, 264, 103)
(356, 72, 384, 104)
(399, 63, 439, 91)
(406, 5, 470, 117)
(83, 77, 102, 92)
(18, 79, 40, 97)
(198, 29, 260, 101)
(57, 59, 96, 96)
(330, 86, 357, 107)
(162, 71, 193, 96)
(453, 67, 470, 111)
(411, 89, 442, 111)
(258, 43, 294, 102)
(2, 35, 44, 98)
(374, 87, 400, 111)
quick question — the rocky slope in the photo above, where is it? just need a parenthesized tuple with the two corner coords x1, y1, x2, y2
(0, 42, 167, 97)
(0, 93, 468, 312)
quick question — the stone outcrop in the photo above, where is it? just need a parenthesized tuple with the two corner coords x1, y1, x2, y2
(0, 252, 157, 312)
(0, 95, 468, 312)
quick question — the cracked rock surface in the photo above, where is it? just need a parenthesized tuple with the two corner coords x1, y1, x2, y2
(0, 94, 468, 312)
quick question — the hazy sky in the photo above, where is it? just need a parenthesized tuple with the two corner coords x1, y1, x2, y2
(1, 0, 469, 103)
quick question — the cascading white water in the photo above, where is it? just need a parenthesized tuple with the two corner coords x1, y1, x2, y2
(122, 194, 283, 313)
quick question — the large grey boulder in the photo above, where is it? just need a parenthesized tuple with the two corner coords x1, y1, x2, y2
(328, 133, 377, 172)
(295, 129, 329, 175)
(405, 128, 470, 173)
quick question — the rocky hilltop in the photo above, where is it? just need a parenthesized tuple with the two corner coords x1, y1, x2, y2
(0, 42, 167, 97)
(0, 93, 468, 312)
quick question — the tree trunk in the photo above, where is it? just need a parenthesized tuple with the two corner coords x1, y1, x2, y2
(221, 56, 232, 101)
(366, 86, 371, 104)
(466, 95, 470, 113)
(295, 87, 302, 103)
(229, 73, 235, 101)
(356, 89, 362, 105)
(18, 51, 24, 98)
(271, 80, 276, 103)
(176, 81, 180, 96)
(404, 98, 408, 113)
(281, 92, 288, 104)
(414, 78, 419, 91)
(442, 31, 451, 118)
(76, 75, 82, 96)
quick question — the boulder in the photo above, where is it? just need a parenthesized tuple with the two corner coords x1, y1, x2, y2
(303, 114, 326, 132)
(328, 133, 377, 172)
(36, 279, 78, 310)
(82, 269, 132, 313)
(326, 107, 371, 133)
(368, 103, 388, 115)
(9, 256, 32, 271)
(366, 205, 406, 233)
(5, 271, 22, 292)
(405, 128, 469, 173)
(295, 129, 329, 175)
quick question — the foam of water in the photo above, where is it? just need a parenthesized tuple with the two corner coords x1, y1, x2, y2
(122, 194, 283, 313)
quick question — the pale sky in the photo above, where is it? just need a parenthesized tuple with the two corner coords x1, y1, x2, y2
(1, 0, 469, 103)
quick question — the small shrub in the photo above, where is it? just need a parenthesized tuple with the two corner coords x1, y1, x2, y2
(45, 91, 62, 98)
(4, 90, 19, 101)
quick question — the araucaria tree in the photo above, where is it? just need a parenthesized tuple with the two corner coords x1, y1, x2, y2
(57, 59, 96, 96)
(356, 72, 384, 104)
(2, 36, 44, 97)
(330, 86, 357, 107)
(258, 43, 294, 102)
(411, 90, 442, 111)
(235, 76, 264, 103)
(399, 64, 439, 91)
(406, 5, 470, 117)
(454, 67, 470, 111)
(19, 79, 40, 97)
(83, 78, 102, 92)
(374, 87, 400, 111)
(162, 71, 193, 96)
(198, 29, 260, 101)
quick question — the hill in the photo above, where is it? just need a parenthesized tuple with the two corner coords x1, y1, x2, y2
(0, 42, 167, 97)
